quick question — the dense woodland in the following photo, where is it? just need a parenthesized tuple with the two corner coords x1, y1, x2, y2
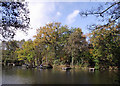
(2, 22, 120, 70)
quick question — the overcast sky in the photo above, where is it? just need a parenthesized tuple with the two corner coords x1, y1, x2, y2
(14, 1, 107, 41)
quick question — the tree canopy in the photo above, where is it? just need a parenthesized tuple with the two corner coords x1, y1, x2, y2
(0, 2, 30, 40)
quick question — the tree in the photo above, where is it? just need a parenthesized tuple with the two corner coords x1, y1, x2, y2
(0, 2, 30, 40)
(64, 28, 88, 67)
(33, 22, 70, 64)
(16, 40, 35, 67)
(89, 23, 120, 69)
(2, 40, 19, 64)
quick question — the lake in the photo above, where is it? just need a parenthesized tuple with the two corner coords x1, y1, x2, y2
(2, 66, 119, 84)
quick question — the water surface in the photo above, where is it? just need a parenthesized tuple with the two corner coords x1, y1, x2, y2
(2, 66, 118, 84)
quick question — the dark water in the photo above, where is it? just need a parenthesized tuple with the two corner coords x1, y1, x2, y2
(2, 66, 119, 84)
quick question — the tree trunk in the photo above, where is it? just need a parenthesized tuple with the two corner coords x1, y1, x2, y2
(54, 45, 57, 59)
(71, 56, 74, 67)
(36, 57, 39, 66)
(71, 52, 74, 68)
(39, 57, 42, 65)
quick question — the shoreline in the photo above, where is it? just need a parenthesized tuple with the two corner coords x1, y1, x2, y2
(2, 64, 119, 71)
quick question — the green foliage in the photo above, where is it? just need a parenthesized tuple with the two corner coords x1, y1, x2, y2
(16, 40, 35, 65)
(89, 23, 120, 68)
(63, 28, 88, 66)
(2, 40, 19, 62)
(33, 22, 70, 64)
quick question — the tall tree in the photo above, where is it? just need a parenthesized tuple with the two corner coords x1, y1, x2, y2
(16, 40, 35, 67)
(33, 22, 70, 64)
(2, 40, 19, 62)
(89, 23, 120, 69)
(64, 28, 88, 67)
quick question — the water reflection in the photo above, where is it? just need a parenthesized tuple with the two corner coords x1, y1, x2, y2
(2, 66, 119, 84)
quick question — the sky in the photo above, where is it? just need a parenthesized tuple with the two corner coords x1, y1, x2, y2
(14, 1, 107, 41)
